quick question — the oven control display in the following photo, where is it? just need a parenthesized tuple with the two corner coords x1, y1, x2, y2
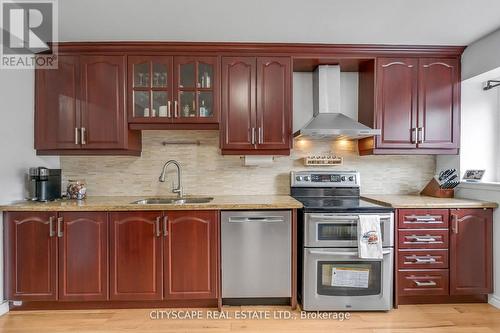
(311, 174, 342, 182)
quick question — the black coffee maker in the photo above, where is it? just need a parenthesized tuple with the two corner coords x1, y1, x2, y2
(27, 167, 61, 202)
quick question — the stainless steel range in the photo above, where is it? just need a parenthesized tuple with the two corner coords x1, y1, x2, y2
(291, 171, 394, 311)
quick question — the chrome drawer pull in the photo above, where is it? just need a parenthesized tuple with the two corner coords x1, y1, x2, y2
(414, 280, 437, 287)
(409, 256, 437, 263)
(406, 235, 437, 242)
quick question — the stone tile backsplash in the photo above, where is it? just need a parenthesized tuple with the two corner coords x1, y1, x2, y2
(61, 131, 435, 196)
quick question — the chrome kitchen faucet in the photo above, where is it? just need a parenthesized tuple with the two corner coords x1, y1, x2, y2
(159, 160, 184, 197)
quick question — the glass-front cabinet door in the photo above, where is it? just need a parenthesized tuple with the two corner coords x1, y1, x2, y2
(128, 56, 173, 123)
(173, 56, 219, 123)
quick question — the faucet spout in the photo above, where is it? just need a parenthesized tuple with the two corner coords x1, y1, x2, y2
(159, 160, 184, 197)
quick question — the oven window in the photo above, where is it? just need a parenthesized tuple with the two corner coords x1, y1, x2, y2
(317, 261, 381, 296)
(318, 223, 357, 241)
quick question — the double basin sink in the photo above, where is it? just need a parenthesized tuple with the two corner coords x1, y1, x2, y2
(132, 197, 213, 205)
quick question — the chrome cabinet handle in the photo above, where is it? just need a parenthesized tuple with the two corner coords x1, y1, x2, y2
(81, 127, 86, 145)
(174, 101, 178, 118)
(406, 235, 437, 242)
(251, 128, 255, 145)
(48, 216, 56, 237)
(74, 128, 80, 145)
(163, 216, 168, 237)
(414, 280, 437, 287)
(258, 127, 263, 144)
(408, 256, 437, 263)
(418, 127, 425, 143)
(452, 215, 459, 234)
(411, 128, 417, 144)
(57, 217, 63, 237)
(155, 217, 161, 237)
(167, 101, 172, 118)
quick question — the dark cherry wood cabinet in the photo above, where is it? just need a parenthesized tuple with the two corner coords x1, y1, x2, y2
(221, 56, 292, 155)
(35, 55, 141, 156)
(109, 212, 163, 301)
(4, 212, 58, 301)
(57, 212, 108, 301)
(164, 211, 218, 299)
(396, 208, 493, 305)
(418, 58, 460, 149)
(359, 57, 460, 155)
(449, 209, 493, 295)
(374, 58, 418, 149)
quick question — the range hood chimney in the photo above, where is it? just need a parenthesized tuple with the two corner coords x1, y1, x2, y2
(294, 65, 380, 140)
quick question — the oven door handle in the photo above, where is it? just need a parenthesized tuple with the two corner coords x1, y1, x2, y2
(309, 215, 360, 220)
(308, 250, 392, 256)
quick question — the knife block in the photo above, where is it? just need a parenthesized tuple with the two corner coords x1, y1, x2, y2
(420, 178, 454, 198)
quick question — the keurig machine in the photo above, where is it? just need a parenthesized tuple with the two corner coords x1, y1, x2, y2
(26, 167, 62, 202)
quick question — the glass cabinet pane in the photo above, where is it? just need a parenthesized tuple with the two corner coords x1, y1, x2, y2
(152, 63, 168, 88)
(198, 63, 213, 89)
(134, 62, 149, 88)
(134, 91, 150, 117)
(198, 92, 213, 117)
(179, 91, 196, 118)
(153, 91, 169, 117)
(179, 63, 195, 88)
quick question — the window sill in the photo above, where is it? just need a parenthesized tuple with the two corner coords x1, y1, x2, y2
(458, 182, 500, 191)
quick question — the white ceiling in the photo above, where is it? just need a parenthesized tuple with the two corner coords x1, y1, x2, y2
(58, 0, 500, 45)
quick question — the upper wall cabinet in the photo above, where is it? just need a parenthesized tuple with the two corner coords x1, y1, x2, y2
(35, 55, 141, 156)
(221, 56, 292, 155)
(128, 56, 219, 129)
(359, 57, 460, 155)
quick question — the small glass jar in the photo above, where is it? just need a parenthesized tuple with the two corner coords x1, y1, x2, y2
(66, 180, 87, 200)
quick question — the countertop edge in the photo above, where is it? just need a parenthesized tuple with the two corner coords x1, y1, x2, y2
(362, 195, 498, 209)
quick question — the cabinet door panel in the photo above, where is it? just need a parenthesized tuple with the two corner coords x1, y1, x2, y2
(164, 211, 218, 299)
(80, 55, 126, 149)
(418, 58, 459, 149)
(256, 57, 291, 150)
(376, 58, 418, 149)
(5, 212, 57, 300)
(450, 209, 493, 295)
(35, 55, 80, 150)
(58, 212, 108, 301)
(109, 212, 163, 300)
(221, 57, 256, 150)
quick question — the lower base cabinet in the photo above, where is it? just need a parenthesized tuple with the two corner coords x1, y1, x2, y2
(4, 210, 219, 306)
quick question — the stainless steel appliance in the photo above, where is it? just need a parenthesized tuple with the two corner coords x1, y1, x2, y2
(291, 171, 394, 311)
(26, 167, 61, 202)
(221, 211, 291, 303)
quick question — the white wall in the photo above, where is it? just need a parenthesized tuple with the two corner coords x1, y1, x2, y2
(462, 28, 500, 80)
(0, 69, 60, 314)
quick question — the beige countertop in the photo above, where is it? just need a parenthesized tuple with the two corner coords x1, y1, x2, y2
(0, 195, 303, 212)
(363, 194, 498, 209)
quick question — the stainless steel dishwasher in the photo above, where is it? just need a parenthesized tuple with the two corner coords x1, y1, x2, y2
(221, 211, 291, 300)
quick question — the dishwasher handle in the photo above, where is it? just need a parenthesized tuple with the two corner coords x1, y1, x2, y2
(227, 216, 286, 223)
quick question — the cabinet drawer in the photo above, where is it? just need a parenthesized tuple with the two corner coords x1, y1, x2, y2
(398, 249, 448, 269)
(398, 269, 449, 296)
(398, 209, 449, 229)
(398, 229, 449, 249)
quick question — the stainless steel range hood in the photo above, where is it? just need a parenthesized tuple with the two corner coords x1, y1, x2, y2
(294, 65, 380, 140)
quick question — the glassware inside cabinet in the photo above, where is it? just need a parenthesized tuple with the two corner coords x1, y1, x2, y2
(134, 62, 149, 88)
(180, 91, 196, 117)
(198, 63, 213, 88)
(152, 62, 168, 87)
(134, 91, 150, 117)
(180, 63, 195, 88)
(153, 91, 169, 117)
(198, 92, 213, 117)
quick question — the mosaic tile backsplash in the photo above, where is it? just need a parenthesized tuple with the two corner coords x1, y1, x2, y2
(61, 131, 435, 196)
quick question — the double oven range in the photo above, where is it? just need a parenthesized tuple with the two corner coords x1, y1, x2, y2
(291, 171, 394, 311)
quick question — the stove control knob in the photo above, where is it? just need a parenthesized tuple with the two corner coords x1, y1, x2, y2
(295, 176, 303, 181)
(303, 176, 310, 181)
(341, 176, 346, 181)
(349, 176, 354, 181)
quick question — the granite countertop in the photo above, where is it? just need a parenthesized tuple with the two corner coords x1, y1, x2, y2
(0, 195, 303, 212)
(363, 194, 498, 209)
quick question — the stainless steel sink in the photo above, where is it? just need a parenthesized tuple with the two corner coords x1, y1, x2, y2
(131, 197, 214, 205)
